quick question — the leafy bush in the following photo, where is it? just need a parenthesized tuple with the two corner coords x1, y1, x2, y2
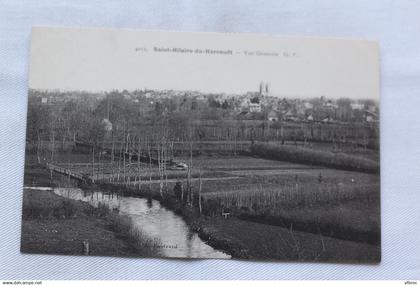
(22, 190, 83, 219)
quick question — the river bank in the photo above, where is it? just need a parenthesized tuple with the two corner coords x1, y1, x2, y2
(23, 162, 231, 259)
(59, 178, 380, 261)
(21, 189, 160, 257)
(159, 197, 380, 262)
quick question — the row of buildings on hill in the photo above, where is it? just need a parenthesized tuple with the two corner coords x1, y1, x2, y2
(29, 82, 379, 124)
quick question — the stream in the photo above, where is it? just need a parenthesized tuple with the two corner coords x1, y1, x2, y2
(51, 187, 231, 259)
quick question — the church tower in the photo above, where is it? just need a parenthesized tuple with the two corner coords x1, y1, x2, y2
(259, 81, 270, 97)
(259, 81, 264, 95)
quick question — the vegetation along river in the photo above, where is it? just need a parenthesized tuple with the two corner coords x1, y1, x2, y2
(52, 187, 231, 259)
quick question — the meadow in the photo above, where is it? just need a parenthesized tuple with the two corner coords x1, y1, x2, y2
(23, 140, 380, 259)
(250, 142, 379, 173)
(201, 181, 379, 244)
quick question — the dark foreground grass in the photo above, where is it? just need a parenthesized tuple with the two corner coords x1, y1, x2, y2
(196, 217, 380, 262)
(21, 189, 159, 257)
(238, 200, 380, 245)
(152, 193, 380, 262)
(24, 163, 62, 187)
(200, 173, 380, 245)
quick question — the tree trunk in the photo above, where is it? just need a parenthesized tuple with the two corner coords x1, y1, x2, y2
(164, 141, 168, 188)
(111, 136, 115, 182)
(189, 139, 193, 207)
(50, 131, 55, 162)
(123, 134, 127, 185)
(148, 141, 152, 191)
(181, 182, 184, 204)
(137, 136, 141, 190)
(36, 132, 41, 164)
(199, 169, 202, 214)
(117, 141, 123, 182)
(157, 142, 163, 197)
(91, 145, 95, 183)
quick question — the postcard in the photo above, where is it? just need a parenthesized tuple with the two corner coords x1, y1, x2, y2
(21, 27, 380, 262)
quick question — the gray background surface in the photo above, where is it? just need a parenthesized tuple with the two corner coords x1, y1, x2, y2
(1, 0, 419, 280)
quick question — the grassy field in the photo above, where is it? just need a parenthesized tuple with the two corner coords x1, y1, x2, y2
(21, 189, 160, 257)
(195, 158, 379, 245)
(196, 217, 380, 262)
(200, 182, 379, 243)
(23, 145, 380, 260)
(250, 142, 379, 173)
(191, 163, 378, 194)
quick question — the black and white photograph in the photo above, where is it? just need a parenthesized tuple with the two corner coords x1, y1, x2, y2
(21, 27, 380, 262)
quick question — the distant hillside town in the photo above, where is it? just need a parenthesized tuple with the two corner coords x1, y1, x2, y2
(29, 81, 379, 124)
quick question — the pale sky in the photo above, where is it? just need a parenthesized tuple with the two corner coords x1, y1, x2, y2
(29, 27, 379, 100)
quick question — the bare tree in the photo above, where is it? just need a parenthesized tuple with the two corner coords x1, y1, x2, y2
(148, 138, 152, 192)
(157, 141, 163, 197)
(198, 168, 202, 214)
(91, 145, 95, 183)
(110, 135, 115, 182)
(188, 135, 193, 207)
(117, 140, 123, 182)
(50, 130, 55, 162)
(36, 133, 41, 163)
(123, 132, 128, 185)
(137, 136, 142, 190)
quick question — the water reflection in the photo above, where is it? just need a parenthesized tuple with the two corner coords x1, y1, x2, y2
(53, 187, 230, 259)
